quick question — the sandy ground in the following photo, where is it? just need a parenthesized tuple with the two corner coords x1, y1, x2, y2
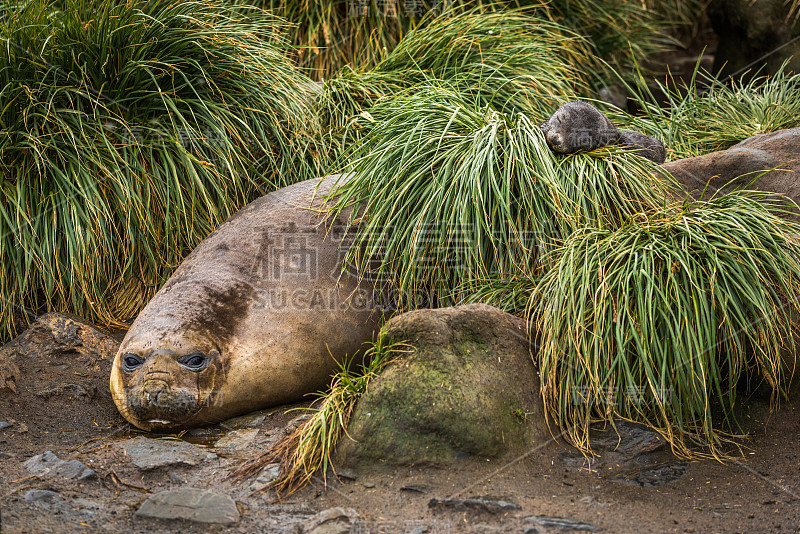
(0, 315, 798, 534)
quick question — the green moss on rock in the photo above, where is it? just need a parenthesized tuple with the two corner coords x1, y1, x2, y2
(337, 304, 547, 467)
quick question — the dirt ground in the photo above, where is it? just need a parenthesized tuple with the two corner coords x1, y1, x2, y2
(0, 313, 799, 534)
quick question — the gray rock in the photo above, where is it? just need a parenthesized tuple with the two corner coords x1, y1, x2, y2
(428, 497, 521, 514)
(523, 515, 599, 532)
(618, 461, 689, 487)
(118, 436, 217, 470)
(301, 507, 359, 534)
(23, 489, 61, 502)
(222, 410, 269, 429)
(136, 488, 240, 524)
(23, 489, 64, 511)
(661, 128, 800, 219)
(23, 451, 95, 480)
(0, 421, 11, 430)
(214, 428, 259, 451)
(338, 304, 547, 467)
(590, 421, 664, 459)
(249, 463, 282, 492)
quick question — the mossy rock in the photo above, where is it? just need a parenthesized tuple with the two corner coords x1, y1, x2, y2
(337, 304, 548, 467)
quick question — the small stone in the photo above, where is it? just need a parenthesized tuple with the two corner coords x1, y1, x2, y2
(24, 489, 61, 503)
(249, 463, 282, 492)
(286, 414, 312, 432)
(118, 437, 217, 470)
(136, 488, 240, 525)
(301, 507, 359, 534)
(0, 421, 11, 430)
(590, 421, 664, 458)
(222, 409, 273, 429)
(54, 459, 96, 480)
(400, 485, 429, 494)
(335, 468, 357, 481)
(428, 497, 521, 514)
(7, 419, 27, 433)
(619, 461, 689, 487)
(36, 383, 95, 399)
(523, 515, 599, 532)
(214, 428, 259, 451)
(24, 489, 65, 511)
(22, 451, 95, 480)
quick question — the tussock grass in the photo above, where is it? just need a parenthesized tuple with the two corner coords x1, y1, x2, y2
(233, 334, 407, 497)
(618, 63, 800, 160)
(372, 8, 590, 116)
(266, 1, 678, 84)
(541, 0, 673, 80)
(330, 87, 675, 310)
(317, 8, 591, 142)
(0, 0, 322, 335)
(259, 0, 427, 80)
(479, 191, 800, 457)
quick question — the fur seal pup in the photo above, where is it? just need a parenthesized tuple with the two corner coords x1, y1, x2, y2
(110, 176, 381, 431)
(540, 101, 666, 163)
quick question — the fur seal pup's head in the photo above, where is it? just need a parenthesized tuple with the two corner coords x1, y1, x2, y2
(540, 101, 620, 154)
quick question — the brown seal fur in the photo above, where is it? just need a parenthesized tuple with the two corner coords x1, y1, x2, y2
(110, 176, 381, 431)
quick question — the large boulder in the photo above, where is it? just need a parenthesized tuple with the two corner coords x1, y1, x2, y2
(337, 304, 548, 468)
(662, 128, 800, 216)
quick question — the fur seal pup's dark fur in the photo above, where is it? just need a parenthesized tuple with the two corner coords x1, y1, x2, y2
(540, 101, 666, 163)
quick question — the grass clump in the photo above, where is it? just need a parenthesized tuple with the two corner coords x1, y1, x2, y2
(233, 333, 407, 496)
(531, 191, 800, 457)
(265, 1, 678, 85)
(620, 63, 800, 161)
(318, 8, 591, 141)
(0, 0, 322, 335)
(330, 87, 674, 310)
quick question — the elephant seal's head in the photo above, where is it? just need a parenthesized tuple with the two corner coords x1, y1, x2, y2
(109, 278, 252, 431)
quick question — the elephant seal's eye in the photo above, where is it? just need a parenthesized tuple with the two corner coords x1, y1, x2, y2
(122, 353, 143, 372)
(179, 352, 209, 371)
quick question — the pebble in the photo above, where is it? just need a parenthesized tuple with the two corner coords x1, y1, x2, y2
(136, 487, 240, 524)
(117, 436, 217, 470)
(300, 507, 359, 534)
(23, 451, 95, 480)
(523, 515, 599, 532)
(214, 428, 259, 451)
(249, 463, 282, 492)
(427, 497, 521, 514)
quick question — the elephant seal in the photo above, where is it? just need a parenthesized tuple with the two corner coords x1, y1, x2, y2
(110, 176, 381, 431)
(540, 101, 666, 163)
